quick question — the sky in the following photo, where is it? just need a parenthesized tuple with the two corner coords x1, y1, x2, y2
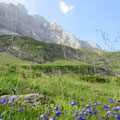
(0, 0, 120, 51)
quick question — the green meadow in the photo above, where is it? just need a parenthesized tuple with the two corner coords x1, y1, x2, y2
(0, 52, 120, 120)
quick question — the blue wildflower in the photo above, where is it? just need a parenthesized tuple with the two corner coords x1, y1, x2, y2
(54, 107, 59, 111)
(103, 105, 109, 109)
(86, 104, 91, 108)
(1, 98, 6, 104)
(115, 106, 120, 111)
(84, 112, 88, 116)
(40, 114, 47, 119)
(19, 108, 23, 112)
(106, 111, 111, 115)
(8, 101, 12, 105)
(77, 116, 86, 120)
(111, 111, 116, 114)
(98, 110, 101, 112)
(79, 112, 84, 116)
(10, 97, 15, 102)
(30, 89, 32, 91)
(87, 109, 92, 113)
(77, 116, 82, 120)
(0, 119, 4, 120)
(26, 85, 28, 87)
(72, 114, 77, 118)
(75, 109, 79, 112)
(82, 109, 86, 112)
(94, 102, 98, 106)
(71, 101, 76, 106)
(109, 98, 114, 103)
(55, 111, 60, 116)
(94, 111, 97, 115)
(49, 117, 55, 120)
(115, 115, 120, 119)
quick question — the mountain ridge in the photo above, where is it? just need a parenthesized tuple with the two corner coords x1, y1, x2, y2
(0, 2, 99, 50)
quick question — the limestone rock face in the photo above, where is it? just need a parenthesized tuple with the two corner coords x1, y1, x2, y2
(0, 2, 99, 50)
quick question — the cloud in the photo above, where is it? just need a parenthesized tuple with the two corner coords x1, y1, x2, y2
(59, 1, 74, 15)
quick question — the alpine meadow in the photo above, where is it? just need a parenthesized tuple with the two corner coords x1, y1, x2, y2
(0, 1, 120, 120)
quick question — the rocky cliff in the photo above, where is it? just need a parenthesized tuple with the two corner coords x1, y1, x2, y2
(0, 2, 99, 50)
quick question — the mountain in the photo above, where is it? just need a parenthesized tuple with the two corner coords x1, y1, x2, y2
(0, 2, 99, 50)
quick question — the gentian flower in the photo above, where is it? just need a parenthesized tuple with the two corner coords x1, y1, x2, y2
(115, 106, 120, 111)
(82, 109, 86, 112)
(94, 102, 98, 106)
(86, 104, 91, 108)
(1, 98, 6, 104)
(79, 112, 84, 116)
(71, 101, 76, 106)
(77, 116, 82, 120)
(49, 117, 55, 120)
(40, 114, 47, 119)
(106, 111, 111, 115)
(115, 115, 120, 119)
(19, 108, 23, 112)
(54, 107, 59, 111)
(103, 105, 109, 109)
(30, 89, 32, 91)
(10, 97, 15, 102)
(111, 111, 116, 114)
(55, 111, 60, 116)
(0, 119, 4, 120)
(8, 101, 12, 105)
(84, 112, 88, 116)
(109, 98, 114, 103)
(87, 109, 92, 113)
(72, 114, 77, 118)
(75, 109, 79, 112)
(26, 85, 28, 87)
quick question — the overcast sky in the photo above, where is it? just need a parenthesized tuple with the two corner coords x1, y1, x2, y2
(0, 0, 120, 51)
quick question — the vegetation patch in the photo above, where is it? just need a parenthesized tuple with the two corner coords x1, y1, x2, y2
(79, 75, 110, 83)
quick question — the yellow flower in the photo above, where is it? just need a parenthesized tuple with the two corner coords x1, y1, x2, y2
(0, 88, 2, 91)
(29, 83, 31, 86)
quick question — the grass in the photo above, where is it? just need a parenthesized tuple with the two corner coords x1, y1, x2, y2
(0, 54, 120, 120)
(0, 35, 120, 119)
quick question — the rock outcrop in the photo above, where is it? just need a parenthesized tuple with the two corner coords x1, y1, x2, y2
(0, 2, 99, 50)
(0, 94, 54, 106)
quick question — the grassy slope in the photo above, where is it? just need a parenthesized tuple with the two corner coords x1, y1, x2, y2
(0, 35, 120, 71)
(0, 53, 120, 119)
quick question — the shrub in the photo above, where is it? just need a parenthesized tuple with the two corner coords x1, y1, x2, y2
(79, 75, 109, 83)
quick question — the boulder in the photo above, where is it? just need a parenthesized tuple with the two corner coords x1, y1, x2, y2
(0, 93, 54, 106)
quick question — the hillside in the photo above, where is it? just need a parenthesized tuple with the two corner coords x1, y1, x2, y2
(0, 35, 120, 67)
(0, 2, 99, 50)
(0, 34, 120, 76)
